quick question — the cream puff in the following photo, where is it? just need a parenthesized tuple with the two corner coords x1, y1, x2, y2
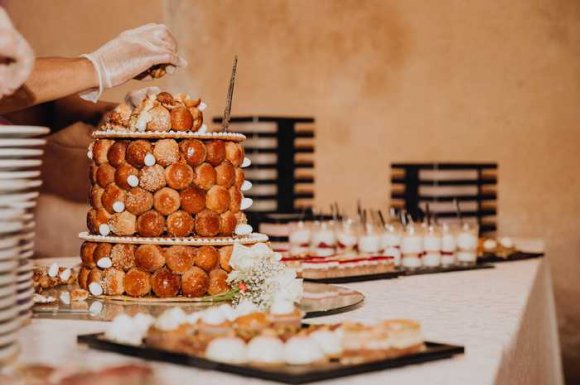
(165, 162, 194, 190)
(150, 268, 181, 297)
(156, 91, 175, 107)
(136, 210, 166, 237)
(179, 186, 206, 214)
(80, 242, 98, 268)
(125, 187, 154, 215)
(124, 268, 151, 297)
(87, 268, 104, 295)
(225, 142, 244, 167)
(135, 244, 166, 272)
(126, 140, 153, 168)
(218, 245, 233, 272)
(153, 187, 181, 215)
(109, 211, 137, 236)
(193, 163, 216, 190)
(206, 186, 230, 214)
(103, 268, 125, 296)
(89, 186, 104, 209)
(153, 139, 180, 167)
(180, 139, 206, 166)
(93, 139, 114, 165)
(87, 208, 111, 235)
(215, 161, 235, 188)
(101, 184, 126, 214)
(181, 267, 209, 297)
(93, 243, 112, 265)
(107, 141, 128, 167)
(219, 211, 237, 235)
(170, 106, 193, 131)
(139, 164, 167, 192)
(195, 246, 219, 272)
(78, 267, 91, 290)
(234, 168, 245, 189)
(96, 163, 116, 188)
(191, 108, 203, 131)
(165, 246, 196, 274)
(89, 164, 98, 185)
(114, 163, 139, 190)
(166, 210, 194, 237)
(194, 209, 220, 237)
(146, 106, 171, 131)
(205, 141, 226, 166)
(110, 244, 136, 271)
(229, 187, 242, 213)
(207, 269, 230, 296)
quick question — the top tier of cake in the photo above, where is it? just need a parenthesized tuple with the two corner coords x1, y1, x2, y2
(86, 91, 253, 239)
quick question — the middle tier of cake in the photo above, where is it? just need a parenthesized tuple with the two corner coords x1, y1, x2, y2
(87, 136, 252, 238)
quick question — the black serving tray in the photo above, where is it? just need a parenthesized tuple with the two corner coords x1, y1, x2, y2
(401, 263, 494, 276)
(477, 252, 544, 265)
(303, 270, 402, 284)
(77, 333, 464, 384)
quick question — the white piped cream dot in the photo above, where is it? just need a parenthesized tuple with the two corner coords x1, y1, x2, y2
(241, 157, 251, 168)
(97, 257, 113, 269)
(99, 224, 110, 236)
(198, 124, 208, 134)
(59, 291, 71, 305)
(241, 197, 254, 210)
(127, 175, 139, 187)
(144, 153, 156, 167)
(87, 150, 93, 160)
(88, 282, 103, 296)
(59, 268, 71, 282)
(235, 224, 253, 236)
(241, 180, 252, 191)
(198, 101, 207, 111)
(48, 263, 59, 278)
(112, 201, 125, 213)
(89, 301, 103, 315)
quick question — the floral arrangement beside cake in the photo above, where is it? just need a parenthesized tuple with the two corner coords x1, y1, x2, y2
(77, 89, 302, 308)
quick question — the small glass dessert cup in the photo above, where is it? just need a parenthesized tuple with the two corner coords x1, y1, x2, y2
(335, 218, 359, 257)
(380, 224, 402, 266)
(288, 221, 311, 257)
(455, 223, 479, 267)
(358, 223, 381, 256)
(400, 225, 423, 270)
(440, 223, 457, 267)
(422, 225, 441, 268)
(310, 221, 336, 257)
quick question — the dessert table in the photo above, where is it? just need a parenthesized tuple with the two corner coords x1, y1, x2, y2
(17, 258, 562, 385)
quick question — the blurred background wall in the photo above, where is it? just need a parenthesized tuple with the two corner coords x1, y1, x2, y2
(5, 0, 580, 382)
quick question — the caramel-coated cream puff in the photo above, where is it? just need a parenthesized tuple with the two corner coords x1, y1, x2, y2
(136, 210, 166, 237)
(150, 268, 181, 297)
(181, 267, 209, 297)
(78, 267, 91, 290)
(80, 242, 98, 268)
(109, 211, 137, 236)
(156, 92, 174, 107)
(135, 244, 166, 272)
(191, 108, 203, 131)
(225, 142, 244, 167)
(87, 267, 103, 287)
(194, 209, 220, 237)
(107, 141, 128, 167)
(124, 268, 151, 297)
(101, 184, 126, 214)
(153, 187, 181, 215)
(179, 187, 206, 214)
(87, 208, 111, 235)
(93, 243, 112, 264)
(170, 106, 193, 131)
(96, 163, 116, 188)
(219, 211, 237, 235)
(114, 163, 139, 190)
(193, 163, 216, 190)
(219, 245, 233, 272)
(195, 246, 219, 272)
(92, 139, 114, 165)
(89, 186, 104, 209)
(146, 106, 171, 131)
(234, 168, 245, 189)
(153, 139, 180, 167)
(205, 141, 226, 166)
(110, 243, 136, 271)
(180, 139, 206, 166)
(166, 210, 194, 237)
(126, 140, 153, 168)
(215, 161, 235, 188)
(103, 268, 125, 296)
(125, 187, 154, 215)
(165, 245, 196, 274)
(89, 164, 98, 185)
(139, 164, 167, 192)
(165, 162, 194, 190)
(206, 185, 230, 214)
(229, 187, 242, 213)
(207, 269, 230, 296)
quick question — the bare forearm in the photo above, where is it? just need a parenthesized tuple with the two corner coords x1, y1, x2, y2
(0, 57, 98, 114)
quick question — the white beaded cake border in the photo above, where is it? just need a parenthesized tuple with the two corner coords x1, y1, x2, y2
(78, 232, 269, 246)
(92, 130, 246, 142)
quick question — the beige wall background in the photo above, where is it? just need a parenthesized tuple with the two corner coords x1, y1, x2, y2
(5, 0, 580, 382)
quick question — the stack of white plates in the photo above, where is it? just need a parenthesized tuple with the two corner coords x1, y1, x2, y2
(0, 125, 48, 363)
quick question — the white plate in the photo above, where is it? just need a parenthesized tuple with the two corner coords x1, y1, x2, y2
(19, 250, 34, 259)
(0, 274, 16, 288)
(16, 288, 33, 301)
(19, 241, 33, 252)
(0, 329, 18, 347)
(16, 280, 31, 292)
(0, 296, 15, 310)
(0, 138, 46, 148)
(0, 342, 19, 364)
(5, 201, 37, 209)
(0, 235, 22, 250)
(0, 170, 41, 179)
(0, 159, 41, 170)
(0, 192, 39, 205)
(0, 285, 16, 298)
(0, 305, 18, 322)
(0, 223, 23, 235)
(16, 271, 32, 283)
(17, 260, 32, 273)
(0, 260, 18, 273)
(0, 179, 42, 192)
(0, 248, 19, 261)
(0, 318, 19, 335)
(0, 208, 26, 220)
(0, 148, 43, 158)
(0, 126, 49, 137)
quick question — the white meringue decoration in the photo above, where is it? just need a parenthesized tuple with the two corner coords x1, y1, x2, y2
(499, 237, 514, 249)
(241, 180, 252, 191)
(201, 306, 228, 325)
(483, 239, 498, 251)
(185, 311, 202, 325)
(206, 337, 248, 364)
(144, 153, 156, 167)
(155, 307, 187, 331)
(88, 282, 103, 296)
(97, 257, 113, 269)
(247, 336, 285, 364)
(47, 263, 59, 278)
(250, 242, 274, 259)
(89, 301, 104, 315)
(133, 313, 155, 335)
(198, 101, 208, 111)
(240, 197, 253, 210)
(105, 314, 144, 345)
(234, 224, 253, 236)
(241, 157, 251, 168)
(310, 329, 343, 357)
(284, 336, 325, 365)
(270, 298, 295, 315)
(127, 175, 139, 187)
(112, 201, 125, 213)
(59, 268, 71, 282)
(99, 224, 111, 236)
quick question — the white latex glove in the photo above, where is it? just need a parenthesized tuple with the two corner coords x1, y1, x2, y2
(125, 86, 160, 108)
(0, 7, 34, 99)
(80, 23, 187, 102)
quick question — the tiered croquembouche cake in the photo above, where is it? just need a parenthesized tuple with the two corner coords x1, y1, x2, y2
(77, 90, 302, 307)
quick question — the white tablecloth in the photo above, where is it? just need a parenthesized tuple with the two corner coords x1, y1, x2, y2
(17, 259, 563, 385)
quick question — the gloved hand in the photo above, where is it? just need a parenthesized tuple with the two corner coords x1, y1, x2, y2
(0, 8, 34, 99)
(80, 23, 186, 102)
(124, 86, 160, 108)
